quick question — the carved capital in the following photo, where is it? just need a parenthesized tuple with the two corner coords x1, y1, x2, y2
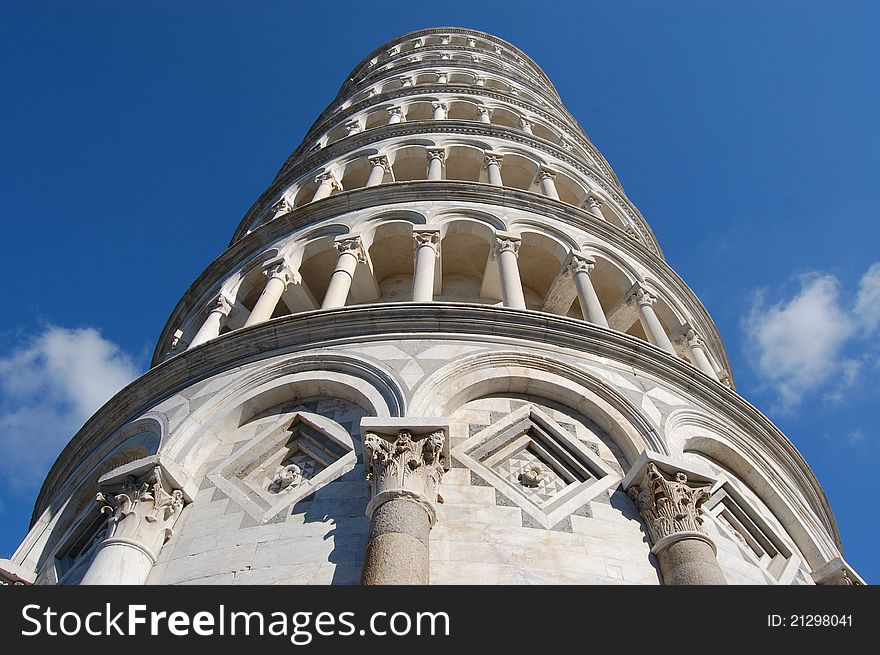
(684, 327, 705, 349)
(264, 262, 298, 286)
(344, 121, 361, 134)
(519, 117, 533, 129)
(467, 38, 477, 47)
(315, 171, 342, 190)
(586, 195, 603, 210)
(537, 166, 557, 181)
(440, 35, 451, 45)
(206, 293, 232, 317)
(426, 147, 446, 163)
(334, 236, 367, 263)
(386, 106, 404, 119)
(437, 72, 449, 82)
(368, 154, 391, 173)
(628, 285, 656, 309)
(431, 100, 446, 111)
(270, 196, 293, 217)
(483, 151, 504, 168)
(363, 430, 446, 523)
(477, 106, 492, 117)
(567, 253, 596, 276)
(495, 235, 521, 257)
(412, 38, 423, 48)
(627, 463, 711, 546)
(413, 229, 441, 254)
(95, 467, 186, 560)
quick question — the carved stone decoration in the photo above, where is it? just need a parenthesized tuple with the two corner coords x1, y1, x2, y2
(94, 466, 185, 556)
(627, 463, 710, 545)
(270, 196, 293, 217)
(363, 429, 446, 523)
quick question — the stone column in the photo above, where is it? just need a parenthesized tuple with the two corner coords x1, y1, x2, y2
(366, 155, 391, 187)
(538, 166, 559, 199)
(475, 76, 486, 87)
(437, 72, 448, 84)
(495, 234, 527, 309)
(632, 286, 676, 354)
(412, 229, 440, 302)
(344, 120, 361, 136)
(80, 468, 185, 585)
(627, 463, 726, 585)
(270, 196, 293, 219)
(467, 37, 477, 47)
(311, 172, 341, 202)
(243, 262, 297, 327)
(477, 106, 492, 123)
(401, 77, 414, 88)
(484, 151, 504, 186)
(568, 254, 608, 327)
(361, 430, 445, 585)
(188, 294, 232, 348)
(432, 101, 447, 120)
(321, 236, 366, 309)
(426, 148, 445, 181)
(520, 118, 534, 135)
(585, 195, 604, 220)
(412, 38, 423, 49)
(681, 327, 719, 380)
(387, 107, 404, 124)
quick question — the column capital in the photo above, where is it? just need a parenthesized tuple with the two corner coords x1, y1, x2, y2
(626, 462, 713, 548)
(387, 106, 404, 119)
(494, 232, 521, 256)
(431, 100, 446, 111)
(205, 293, 233, 317)
(363, 429, 447, 525)
(413, 228, 441, 254)
(344, 120, 361, 134)
(95, 466, 186, 563)
(263, 260, 299, 286)
(567, 252, 596, 276)
(466, 38, 477, 47)
(684, 326, 705, 348)
(315, 171, 342, 190)
(474, 75, 486, 85)
(477, 106, 492, 117)
(412, 38, 423, 48)
(368, 154, 392, 173)
(627, 284, 657, 308)
(537, 165, 557, 181)
(440, 35, 451, 45)
(586, 194, 603, 209)
(270, 196, 293, 217)
(440, 53, 452, 61)
(334, 235, 367, 263)
(483, 150, 504, 167)
(426, 147, 446, 163)
(436, 72, 449, 82)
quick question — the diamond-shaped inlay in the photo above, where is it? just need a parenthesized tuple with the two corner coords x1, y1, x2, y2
(452, 404, 621, 529)
(207, 409, 356, 523)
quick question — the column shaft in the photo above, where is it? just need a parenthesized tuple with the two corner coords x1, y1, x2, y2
(321, 250, 360, 309)
(569, 257, 608, 327)
(497, 239, 527, 309)
(188, 297, 230, 348)
(538, 170, 559, 199)
(243, 269, 291, 327)
(637, 300, 676, 354)
(412, 232, 439, 302)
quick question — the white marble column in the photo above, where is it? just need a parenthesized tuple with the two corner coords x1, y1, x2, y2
(520, 118, 534, 134)
(484, 151, 504, 186)
(243, 262, 297, 327)
(627, 462, 726, 585)
(311, 172, 341, 202)
(477, 106, 492, 124)
(426, 148, 445, 181)
(361, 429, 446, 585)
(412, 229, 440, 302)
(538, 166, 560, 199)
(437, 72, 448, 84)
(387, 107, 404, 124)
(80, 468, 185, 585)
(632, 286, 676, 354)
(432, 101, 447, 120)
(682, 327, 719, 380)
(568, 254, 609, 327)
(467, 37, 477, 47)
(188, 294, 232, 348)
(321, 237, 365, 309)
(366, 155, 391, 187)
(495, 234, 527, 309)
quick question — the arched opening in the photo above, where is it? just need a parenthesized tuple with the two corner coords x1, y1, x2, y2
(437, 219, 495, 304)
(338, 157, 372, 192)
(499, 153, 539, 191)
(490, 106, 520, 128)
(446, 99, 479, 121)
(404, 101, 434, 122)
(367, 222, 415, 302)
(517, 231, 568, 310)
(298, 235, 342, 306)
(390, 145, 428, 181)
(444, 145, 483, 182)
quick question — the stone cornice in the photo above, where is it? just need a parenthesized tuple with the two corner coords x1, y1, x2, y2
(246, 121, 640, 246)
(283, 82, 611, 185)
(159, 182, 728, 376)
(342, 27, 559, 99)
(35, 304, 837, 553)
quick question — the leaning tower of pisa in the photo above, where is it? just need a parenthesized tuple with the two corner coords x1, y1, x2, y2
(4, 28, 863, 586)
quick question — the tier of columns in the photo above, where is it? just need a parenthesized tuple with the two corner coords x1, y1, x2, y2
(185, 237, 710, 376)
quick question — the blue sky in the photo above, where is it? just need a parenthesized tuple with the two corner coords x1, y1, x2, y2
(1, 1, 877, 582)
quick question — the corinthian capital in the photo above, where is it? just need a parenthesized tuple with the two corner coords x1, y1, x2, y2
(95, 466, 186, 560)
(206, 293, 232, 317)
(368, 154, 391, 173)
(627, 284, 656, 308)
(483, 151, 504, 168)
(426, 147, 446, 163)
(537, 166, 557, 181)
(627, 463, 711, 546)
(567, 252, 596, 276)
(315, 171, 342, 190)
(363, 430, 446, 524)
(334, 235, 367, 263)
(264, 261, 298, 286)
(270, 196, 293, 217)
(413, 228, 441, 253)
(494, 234, 521, 256)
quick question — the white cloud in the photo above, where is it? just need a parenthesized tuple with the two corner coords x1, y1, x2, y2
(854, 262, 880, 334)
(0, 326, 140, 491)
(744, 274, 854, 411)
(743, 263, 880, 412)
